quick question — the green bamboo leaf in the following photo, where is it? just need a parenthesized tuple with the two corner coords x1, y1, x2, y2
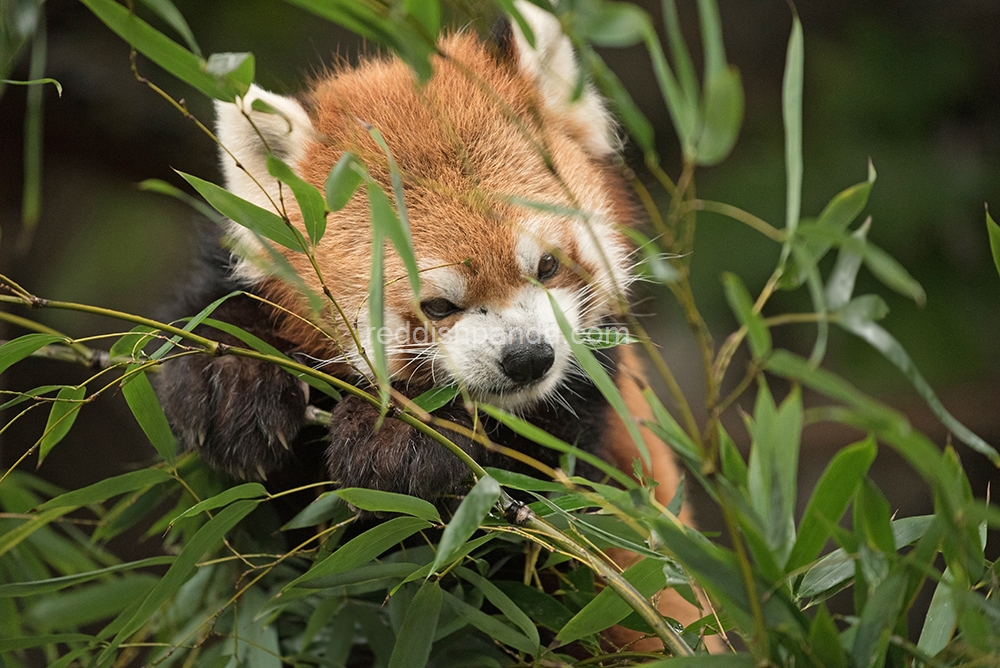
(0, 333, 65, 375)
(798, 515, 933, 599)
(281, 491, 351, 530)
(80, 0, 244, 101)
(441, 589, 538, 655)
(746, 382, 802, 566)
(917, 567, 958, 658)
(139, 178, 221, 221)
(721, 272, 770, 359)
(38, 385, 86, 464)
(546, 292, 648, 465)
(204, 51, 253, 97)
(149, 290, 242, 361)
(555, 557, 666, 645)
(0, 556, 175, 598)
(782, 14, 804, 240)
(835, 317, 998, 464)
(325, 151, 363, 212)
(696, 0, 726, 80)
(336, 488, 441, 523)
(856, 479, 895, 557)
(455, 566, 540, 647)
(575, 327, 638, 350)
(0, 385, 63, 411)
(577, 1, 647, 47)
(808, 605, 848, 668)
(366, 179, 392, 407)
(37, 468, 173, 510)
(987, 205, 1000, 279)
(404, 0, 440, 37)
(860, 240, 926, 306)
(286, 516, 431, 589)
(431, 475, 500, 573)
(484, 467, 565, 493)
(29, 574, 159, 629)
(825, 217, 871, 310)
(694, 65, 743, 166)
(0, 508, 72, 558)
(852, 571, 907, 668)
(296, 562, 419, 590)
(786, 437, 876, 572)
(366, 125, 421, 300)
(99, 499, 258, 661)
(494, 580, 575, 632)
(642, 387, 700, 465)
(137, 0, 201, 56)
(267, 154, 328, 244)
(409, 384, 459, 413)
(177, 170, 307, 251)
(837, 294, 889, 324)
(121, 369, 177, 465)
(661, 0, 699, 112)
(169, 482, 267, 526)
(1, 76, 62, 96)
(478, 404, 635, 488)
(388, 579, 442, 668)
(718, 423, 747, 489)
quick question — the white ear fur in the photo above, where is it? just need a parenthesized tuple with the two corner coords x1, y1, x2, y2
(214, 85, 317, 281)
(511, 1, 619, 157)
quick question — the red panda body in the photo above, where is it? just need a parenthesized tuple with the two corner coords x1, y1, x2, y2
(157, 2, 703, 645)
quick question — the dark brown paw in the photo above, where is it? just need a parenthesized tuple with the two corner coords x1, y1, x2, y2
(325, 395, 473, 500)
(157, 354, 307, 480)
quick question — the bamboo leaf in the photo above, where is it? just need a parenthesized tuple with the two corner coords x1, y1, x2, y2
(409, 384, 459, 413)
(987, 205, 1000, 279)
(431, 476, 500, 573)
(455, 566, 539, 647)
(38, 385, 86, 464)
(281, 491, 351, 530)
(366, 179, 392, 407)
(365, 125, 421, 300)
(441, 589, 538, 655)
(388, 579, 442, 668)
(786, 437, 876, 572)
(121, 369, 177, 465)
(479, 404, 635, 488)
(825, 217, 871, 310)
(852, 571, 907, 668)
(555, 557, 666, 644)
(100, 499, 259, 661)
(835, 317, 998, 464)
(325, 151, 363, 211)
(267, 153, 328, 244)
(0, 556, 175, 598)
(169, 482, 267, 525)
(722, 272, 770, 359)
(137, 0, 201, 56)
(178, 170, 307, 251)
(0, 333, 66, 375)
(286, 516, 431, 589)
(80, 0, 246, 101)
(694, 65, 743, 166)
(782, 14, 804, 241)
(37, 468, 173, 510)
(336, 488, 441, 523)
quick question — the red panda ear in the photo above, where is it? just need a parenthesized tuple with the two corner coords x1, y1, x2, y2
(511, 1, 619, 158)
(214, 85, 318, 278)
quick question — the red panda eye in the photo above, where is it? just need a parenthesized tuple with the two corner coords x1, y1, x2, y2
(537, 253, 559, 281)
(420, 298, 462, 320)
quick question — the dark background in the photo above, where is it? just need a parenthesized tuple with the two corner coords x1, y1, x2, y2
(1, 0, 998, 579)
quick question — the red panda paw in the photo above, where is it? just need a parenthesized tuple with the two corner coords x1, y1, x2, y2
(325, 395, 476, 502)
(157, 354, 307, 481)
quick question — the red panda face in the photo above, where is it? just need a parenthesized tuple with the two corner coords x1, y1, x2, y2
(213, 2, 638, 410)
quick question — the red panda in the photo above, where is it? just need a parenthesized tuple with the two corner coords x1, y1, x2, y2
(157, 1, 704, 646)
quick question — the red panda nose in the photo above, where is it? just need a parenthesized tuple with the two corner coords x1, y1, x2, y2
(500, 342, 555, 384)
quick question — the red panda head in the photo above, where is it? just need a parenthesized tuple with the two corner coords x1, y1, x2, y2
(213, 2, 639, 410)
